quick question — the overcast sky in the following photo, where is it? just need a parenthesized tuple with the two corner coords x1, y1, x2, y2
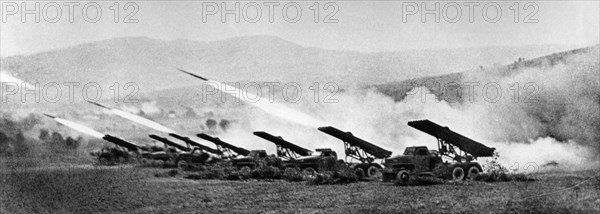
(1, 1, 598, 56)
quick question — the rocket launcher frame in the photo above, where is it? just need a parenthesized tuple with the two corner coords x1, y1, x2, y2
(102, 135, 142, 152)
(253, 131, 313, 158)
(168, 133, 222, 155)
(149, 134, 191, 152)
(318, 126, 392, 163)
(407, 120, 495, 159)
(196, 133, 251, 156)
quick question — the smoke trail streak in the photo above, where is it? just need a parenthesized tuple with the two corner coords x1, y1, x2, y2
(0, 71, 36, 90)
(110, 108, 177, 133)
(178, 68, 328, 128)
(208, 80, 329, 128)
(52, 117, 105, 139)
(88, 101, 177, 134)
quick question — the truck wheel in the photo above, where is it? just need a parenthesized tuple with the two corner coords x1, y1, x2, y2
(354, 167, 366, 178)
(98, 157, 110, 165)
(467, 166, 480, 180)
(451, 167, 465, 181)
(396, 170, 410, 184)
(177, 160, 189, 170)
(366, 165, 380, 178)
(240, 166, 252, 172)
(302, 167, 317, 178)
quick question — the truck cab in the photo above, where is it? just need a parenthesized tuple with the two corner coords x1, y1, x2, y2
(174, 148, 214, 170)
(291, 148, 338, 173)
(231, 150, 269, 169)
(385, 146, 443, 172)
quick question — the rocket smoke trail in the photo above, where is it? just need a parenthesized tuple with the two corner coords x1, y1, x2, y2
(44, 114, 143, 151)
(87, 102, 218, 150)
(177, 68, 328, 128)
(87, 101, 176, 134)
(0, 71, 36, 90)
(43, 114, 105, 139)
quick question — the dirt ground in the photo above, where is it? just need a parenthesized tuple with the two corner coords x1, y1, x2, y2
(1, 166, 599, 214)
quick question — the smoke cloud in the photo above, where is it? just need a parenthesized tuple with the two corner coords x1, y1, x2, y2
(221, 46, 599, 172)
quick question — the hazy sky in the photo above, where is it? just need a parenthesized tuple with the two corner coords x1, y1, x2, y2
(1, 1, 598, 56)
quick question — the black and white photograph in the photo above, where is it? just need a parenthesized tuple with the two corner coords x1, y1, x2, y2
(1, 0, 599, 213)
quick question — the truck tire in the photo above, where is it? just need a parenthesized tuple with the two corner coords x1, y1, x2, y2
(396, 170, 410, 184)
(354, 167, 365, 178)
(302, 167, 317, 178)
(240, 166, 252, 172)
(177, 160, 189, 170)
(366, 165, 380, 178)
(451, 166, 465, 181)
(467, 166, 480, 180)
(98, 157, 110, 165)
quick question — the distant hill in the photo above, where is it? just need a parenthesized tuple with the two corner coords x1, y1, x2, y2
(1, 36, 578, 98)
(374, 45, 600, 102)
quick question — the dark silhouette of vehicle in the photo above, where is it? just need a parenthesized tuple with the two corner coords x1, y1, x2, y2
(229, 150, 273, 170)
(382, 120, 495, 183)
(197, 133, 251, 158)
(168, 133, 222, 170)
(253, 131, 336, 174)
(90, 135, 143, 165)
(318, 126, 392, 178)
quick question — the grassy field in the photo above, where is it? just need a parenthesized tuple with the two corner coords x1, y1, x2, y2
(1, 165, 599, 214)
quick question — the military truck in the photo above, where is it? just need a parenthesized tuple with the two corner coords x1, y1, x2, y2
(254, 131, 337, 174)
(290, 148, 339, 174)
(140, 134, 190, 167)
(318, 126, 392, 178)
(229, 149, 273, 169)
(382, 120, 495, 183)
(197, 133, 251, 158)
(168, 133, 223, 170)
(90, 135, 144, 165)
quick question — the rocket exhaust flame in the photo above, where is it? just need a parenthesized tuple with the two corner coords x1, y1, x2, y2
(178, 68, 328, 128)
(43, 114, 105, 139)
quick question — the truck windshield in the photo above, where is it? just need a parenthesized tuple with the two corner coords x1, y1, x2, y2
(403, 147, 416, 155)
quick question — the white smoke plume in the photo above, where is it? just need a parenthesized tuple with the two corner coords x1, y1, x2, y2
(0, 70, 36, 90)
(52, 117, 105, 139)
(220, 46, 599, 172)
(204, 80, 329, 128)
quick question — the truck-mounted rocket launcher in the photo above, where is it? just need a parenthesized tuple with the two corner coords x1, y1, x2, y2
(196, 133, 251, 157)
(168, 133, 222, 155)
(407, 119, 495, 161)
(318, 126, 393, 178)
(318, 126, 392, 163)
(253, 131, 313, 159)
(149, 134, 191, 152)
(102, 135, 144, 152)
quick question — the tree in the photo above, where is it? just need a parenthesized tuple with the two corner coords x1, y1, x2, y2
(39, 129, 50, 141)
(64, 137, 80, 149)
(206, 119, 217, 130)
(219, 119, 231, 131)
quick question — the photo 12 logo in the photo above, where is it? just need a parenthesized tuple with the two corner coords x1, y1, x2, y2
(1, 81, 139, 104)
(1, 1, 139, 23)
(201, 1, 340, 23)
(401, 1, 539, 23)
